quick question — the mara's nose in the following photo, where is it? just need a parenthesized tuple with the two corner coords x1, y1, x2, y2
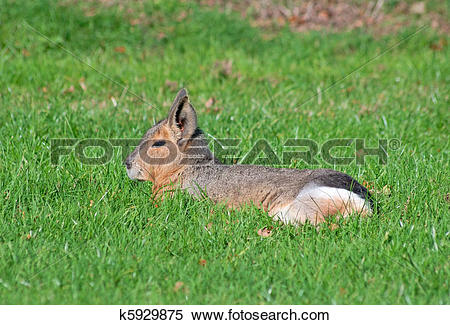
(125, 159, 132, 169)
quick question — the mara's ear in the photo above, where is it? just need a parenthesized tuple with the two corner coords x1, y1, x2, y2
(168, 88, 197, 141)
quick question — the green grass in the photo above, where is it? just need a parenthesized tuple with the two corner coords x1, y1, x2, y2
(0, 0, 448, 304)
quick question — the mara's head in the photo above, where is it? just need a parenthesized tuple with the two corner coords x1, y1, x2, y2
(125, 88, 213, 182)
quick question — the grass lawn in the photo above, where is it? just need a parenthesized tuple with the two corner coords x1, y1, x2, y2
(0, 0, 448, 304)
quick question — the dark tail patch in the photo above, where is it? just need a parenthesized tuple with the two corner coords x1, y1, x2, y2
(310, 169, 376, 210)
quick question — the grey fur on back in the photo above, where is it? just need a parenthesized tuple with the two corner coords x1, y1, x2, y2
(180, 128, 373, 211)
(183, 159, 373, 211)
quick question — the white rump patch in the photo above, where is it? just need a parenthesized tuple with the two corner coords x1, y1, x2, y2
(296, 186, 368, 208)
(274, 185, 371, 225)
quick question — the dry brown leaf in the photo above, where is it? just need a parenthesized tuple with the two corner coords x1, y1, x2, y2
(98, 100, 107, 109)
(430, 39, 447, 51)
(22, 49, 30, 57)
(173, 281, 184, 292)
(205, 97, 215, 108)
(362, 180, 374, 191)
(215, 60, 233, 77)
(177, 11, 187, 22)
(84, 8, 97, 17)
(165, 80, 178, 92)
(114, 46, 126, 53)
(318, 10, 330, 21)
(130, 18, 140, 26)
(257, 227, 273, 237)
(410, 2, 425, 14)
(63, 85, 75, 94)
(79, 80, 87, 92)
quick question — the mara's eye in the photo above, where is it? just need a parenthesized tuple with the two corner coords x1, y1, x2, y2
(152, 140, 166, 147)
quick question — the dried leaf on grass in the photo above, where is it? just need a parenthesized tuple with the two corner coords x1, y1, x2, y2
(114, 46, 126, 53)
(79, 78, 87, 92)
(165, 80, 178, 92)
(205, 97, 216, 108)
(409, 2, 425, 15)
(173, 281, 184, 292)
(257, 226, 273, 237)
(214, 59, 233, 77)
(62, 85, 75, 94)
